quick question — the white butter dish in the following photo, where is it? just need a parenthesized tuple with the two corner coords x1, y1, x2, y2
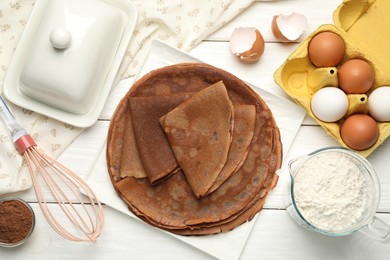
(4, 0, 137, 127)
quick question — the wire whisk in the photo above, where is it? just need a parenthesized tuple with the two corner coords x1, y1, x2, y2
(0, 96, 104, 242)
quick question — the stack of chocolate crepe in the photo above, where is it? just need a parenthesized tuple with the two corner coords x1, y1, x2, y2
(107, 63, 282, 235)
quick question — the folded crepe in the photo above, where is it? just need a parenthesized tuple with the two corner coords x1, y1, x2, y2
(160, 81, 234, 198)
(128, 93, 193, 184)
(206, 104, 256, 196)
(120, 111, 147, 179)
(106, 99, 128, 182)
(106, 98, 146, 181)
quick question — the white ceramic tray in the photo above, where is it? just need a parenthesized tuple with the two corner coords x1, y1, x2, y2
(3, 0, 137, 128)
(83, 40, 306, 260)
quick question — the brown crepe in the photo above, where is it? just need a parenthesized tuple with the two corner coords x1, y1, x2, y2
(128, 93, 192, 184)
(106, 63, 282, 235)
(107, 99, 132, 181)
(119, 111, 146, 179)
(206, 104, 256, 196)
(160, 81, 234, 198)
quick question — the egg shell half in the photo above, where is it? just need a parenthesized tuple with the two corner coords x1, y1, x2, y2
(230, 27, 265, 63)
(272, 13, 307, 42)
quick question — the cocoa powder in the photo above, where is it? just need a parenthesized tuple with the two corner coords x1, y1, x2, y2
(0, 199, 34, 245)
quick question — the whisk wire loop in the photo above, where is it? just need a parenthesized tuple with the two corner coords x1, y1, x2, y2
(24, 147, 104, 242)
(35, 149, 97, 232)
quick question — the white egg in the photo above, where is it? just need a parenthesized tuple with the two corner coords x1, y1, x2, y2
(311, 87, 348, 122)
(368, 86, 390, 122)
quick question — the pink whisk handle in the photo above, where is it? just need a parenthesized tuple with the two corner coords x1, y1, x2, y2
(15, 134, 37, 154)
(0, 96, 37, 154)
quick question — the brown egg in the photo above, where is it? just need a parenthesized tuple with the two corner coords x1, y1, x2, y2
(308, 31, 345, 67)
(340, 114, 379, 150)
(230, 27, 265, 63)
(338, 59, 375, 94)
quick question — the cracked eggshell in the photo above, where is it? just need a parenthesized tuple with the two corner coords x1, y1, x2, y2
(272, 12, 307, 42)
(230, 27, 265, 63)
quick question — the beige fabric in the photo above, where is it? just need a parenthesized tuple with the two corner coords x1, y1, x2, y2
(0, 0, 254, 195)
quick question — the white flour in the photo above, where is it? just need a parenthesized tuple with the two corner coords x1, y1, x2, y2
(293, 152, 368, 232)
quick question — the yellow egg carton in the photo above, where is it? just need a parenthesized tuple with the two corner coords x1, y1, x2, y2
(274, 0, 390, 157)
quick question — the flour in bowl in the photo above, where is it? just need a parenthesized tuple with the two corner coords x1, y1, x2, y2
(293, 152, 368, 232)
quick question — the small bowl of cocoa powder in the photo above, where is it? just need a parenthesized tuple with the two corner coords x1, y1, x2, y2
(0, 197, 35, 247)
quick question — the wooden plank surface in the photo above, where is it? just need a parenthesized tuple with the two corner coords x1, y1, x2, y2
(2, 0, 390, 259)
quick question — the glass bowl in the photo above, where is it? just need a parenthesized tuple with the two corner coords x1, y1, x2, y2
(287, 147, 390, 241)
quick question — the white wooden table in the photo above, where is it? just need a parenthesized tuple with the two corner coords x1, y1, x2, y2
(2, 0, 390, 259)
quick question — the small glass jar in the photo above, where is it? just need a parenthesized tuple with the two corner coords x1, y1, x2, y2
(0, 197, 35, 247)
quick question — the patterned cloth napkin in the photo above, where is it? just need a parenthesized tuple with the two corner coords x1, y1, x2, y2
(0, 0, 254, 195)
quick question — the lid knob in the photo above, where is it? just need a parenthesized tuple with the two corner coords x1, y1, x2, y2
(50, 28, 71, 49)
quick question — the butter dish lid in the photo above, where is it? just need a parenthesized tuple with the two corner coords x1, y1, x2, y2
(3, 0, 137, 127)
